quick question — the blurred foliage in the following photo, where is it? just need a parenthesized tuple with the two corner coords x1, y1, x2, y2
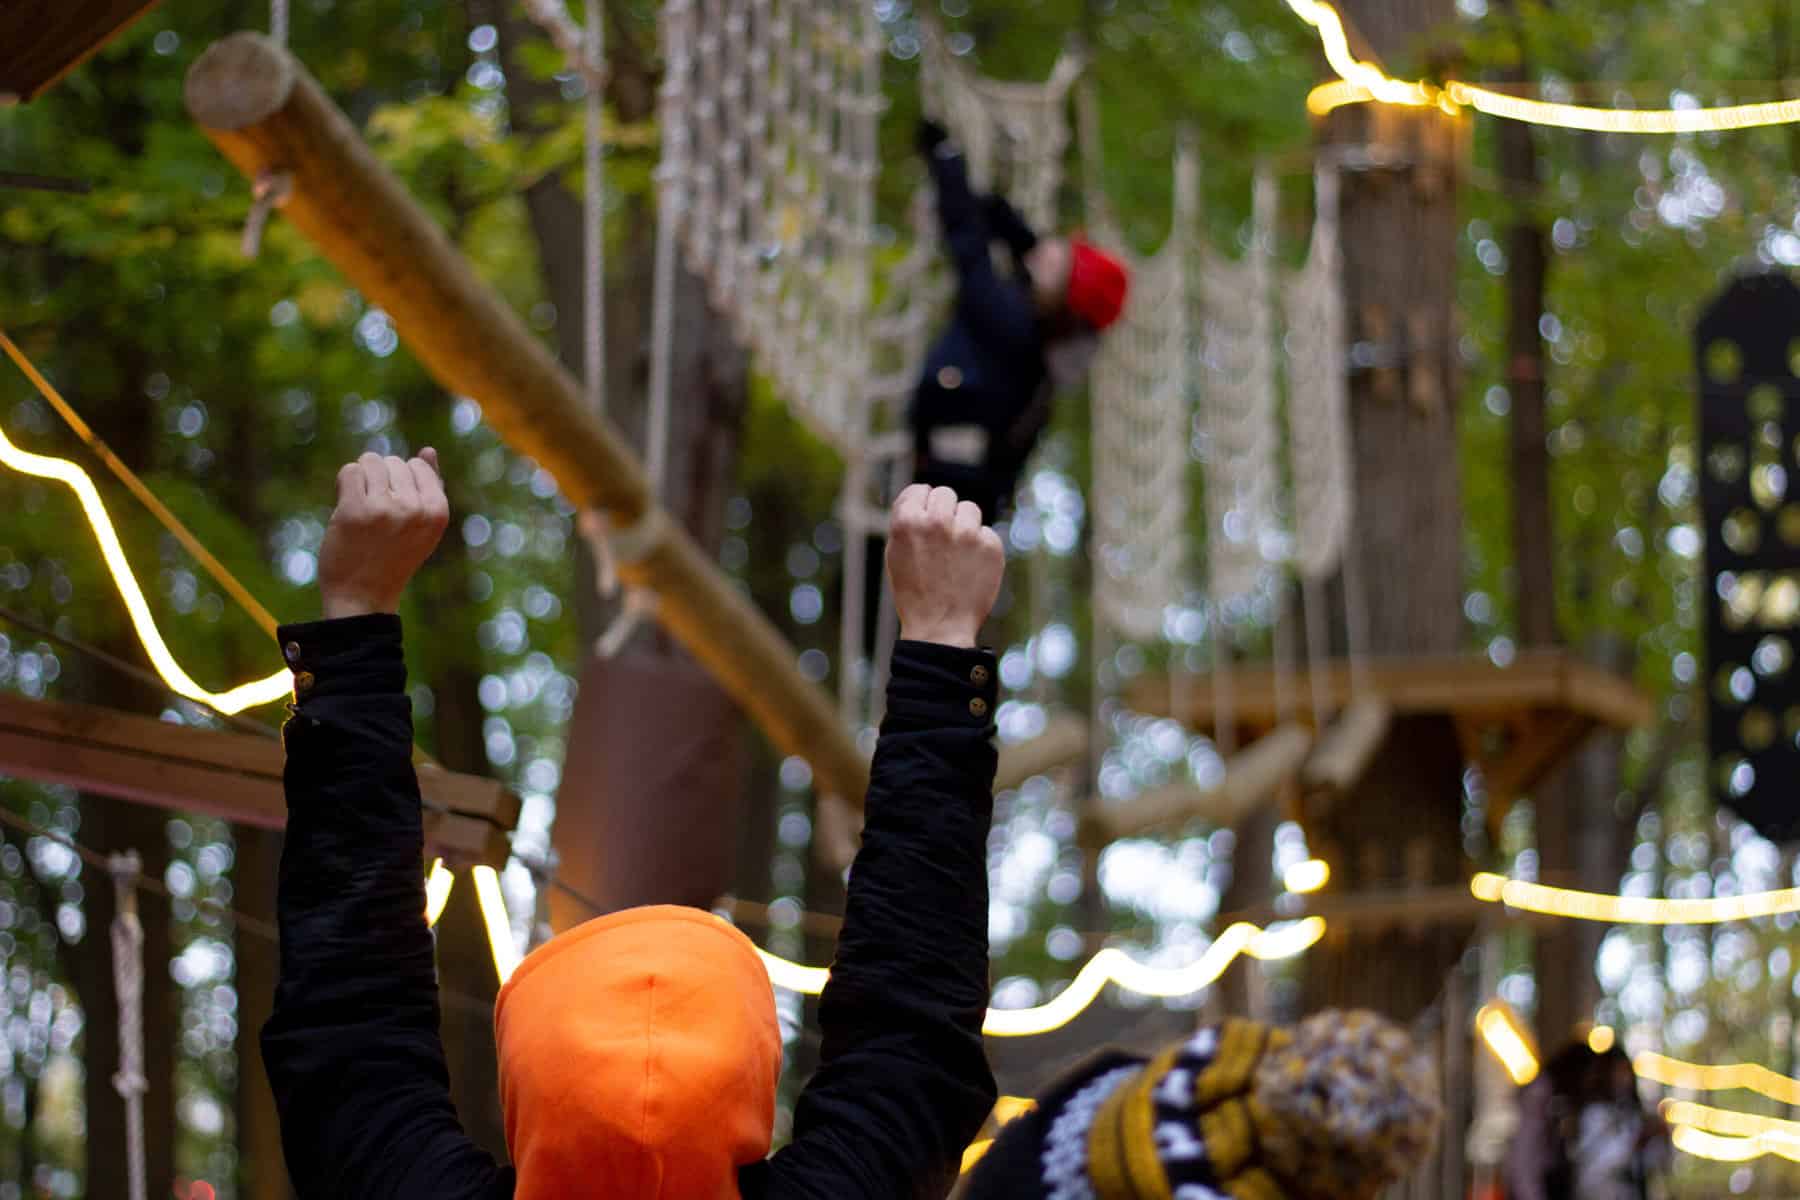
(0, 0, 1796, 1194)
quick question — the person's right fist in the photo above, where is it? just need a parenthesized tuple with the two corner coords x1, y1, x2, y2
(886, 485, 1004, 650)
(317, 449, 450, 620)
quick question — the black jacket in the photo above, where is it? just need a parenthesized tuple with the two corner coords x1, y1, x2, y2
(262, 614, 1001, 1199)
(911, 143, 1051, 525)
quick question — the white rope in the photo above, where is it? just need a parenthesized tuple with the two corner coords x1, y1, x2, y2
(239, 169, 293, 260)
(1089, 140, 1197, 643)
(107, 851, 148, 1200)
(583, 0, 607, 416)
(1198, 169, 1280, 607)
(1283, 164, 1352, 586)
(270, 0, 289, 47)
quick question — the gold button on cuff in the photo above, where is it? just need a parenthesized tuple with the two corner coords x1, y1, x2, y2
(937, 365, 964, 390)
(283, 640, 302, 664)
(294, 671, 316, 694)
(970, 665, 991, 686)
(969, 697, 989, 718)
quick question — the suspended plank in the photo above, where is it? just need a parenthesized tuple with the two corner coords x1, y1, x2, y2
(0, 691, 516, 865)
(183, 33, 868, 810)
(993, 712, 1088, 793)
(0, 0, 160, 103)
(1300, 696, 1392, 807)
(1090, 724, 1313, 842)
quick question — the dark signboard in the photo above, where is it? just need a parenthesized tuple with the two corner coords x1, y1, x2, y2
(1698, 273, 1800, 842)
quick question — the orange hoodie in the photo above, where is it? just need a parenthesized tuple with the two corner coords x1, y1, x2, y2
(494, 905, 782, 1199)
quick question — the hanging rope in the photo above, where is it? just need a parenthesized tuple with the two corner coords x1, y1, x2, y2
(270, 0, 289, 47)
(242, 0, 294, 258)
(106, 851, 148, 1200)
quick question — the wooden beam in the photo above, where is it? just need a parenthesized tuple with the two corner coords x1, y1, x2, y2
(1092, 724, 1313, 841)
(0, 0, 161, 102)
(1126, 650, 1653, 734)
(0, 691, 517, 865)
(1301, 696, 1391, 806)
(183, 34, 869, 810)
(994, 712, 1088, 793)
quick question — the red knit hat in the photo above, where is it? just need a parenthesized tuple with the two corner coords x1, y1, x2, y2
(1065, 239, 1130, 331)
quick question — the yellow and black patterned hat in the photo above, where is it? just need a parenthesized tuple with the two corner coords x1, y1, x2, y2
(965, 1010, 1439, 1200)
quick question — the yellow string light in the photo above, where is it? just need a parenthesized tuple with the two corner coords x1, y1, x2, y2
(1283, 858, 1330, 895)
(1284, 0, 1800, 133)
(1476, 1001, 1540, 1085)
(1471, 871, 1800, 924)
(1671, 1124, 1800, 1164)
(1587, 1024, 1616, 1054)
(425, 858, 455, 928)
(1664, 1100, 1800, 1141)
(761, 917, 1325, 1039)
(472, 864, 522, 984)
(1635, 1051, 1800, 1107)
(960, 1096, 1038, 1175)
(0, 418, 292, 713)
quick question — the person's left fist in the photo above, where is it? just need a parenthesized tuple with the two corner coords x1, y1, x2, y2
(317, 449, 450, 619)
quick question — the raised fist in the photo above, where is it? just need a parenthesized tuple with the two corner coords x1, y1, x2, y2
(317, 449, 450, 620)
(916, 117, 951, 158)
(886, 484, 1004, 649)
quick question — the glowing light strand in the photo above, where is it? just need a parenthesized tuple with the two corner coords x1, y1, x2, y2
(1671, 1124, 1800, 1164)
(1636, 1051, 1800, 1107)
(472, 865, 522, 983)
(0, 416, 292, 714)
(425, 859, 455, 928)
(1284, 0, 1800, 133)
(1475, 1001, 1539, 1086)
(1471, 871, 1800, 924)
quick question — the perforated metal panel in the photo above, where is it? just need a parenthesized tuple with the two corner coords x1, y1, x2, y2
(1697, 273, 1800, 842)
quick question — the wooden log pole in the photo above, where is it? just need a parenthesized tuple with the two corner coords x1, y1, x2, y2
(993, 712, 1089, 793)
(1092, 724, 1314, 842)
(183, 33, 869, 808)
(0, 691, 516, 864)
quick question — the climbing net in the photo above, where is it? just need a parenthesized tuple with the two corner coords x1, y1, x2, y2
(1282, 165, 1353, 587)
(654, 0, 886, 456)
(1089, 143, 1199, 643)
(1197, 174, 1282, 609)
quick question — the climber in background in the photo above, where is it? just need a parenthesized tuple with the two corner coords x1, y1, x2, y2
(910, 116, 1130, 525)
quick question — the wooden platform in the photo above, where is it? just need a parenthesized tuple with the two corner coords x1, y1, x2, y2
(0, 2, 161, 103)
(0, 691, 518, 865)
(1125, 651, 1654, 822)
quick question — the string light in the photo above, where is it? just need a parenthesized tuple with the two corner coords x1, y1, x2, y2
(1671, 1124, 1800, 1164)
(1663, 1100, 1800, 1141)
(425, 858, 455, 928)
(960, 1097, 1038, 1175)
(1635, 1051, 1800, 1107)
(1587, 1024, 1616, 1054)
(760, 918, 1325, 1038)
(0, 418, 292, 714)
(1283, 858, 1330, 895)
(472, 865, 522, 983)
(1283, 0, 1800, 133)
(1476, 1001, 1540, 1085)
(1471, 871, 1800, 924)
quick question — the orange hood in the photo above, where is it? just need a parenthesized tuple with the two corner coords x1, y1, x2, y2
(494, 905, 781, 1200)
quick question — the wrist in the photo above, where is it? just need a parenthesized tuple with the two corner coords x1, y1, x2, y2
(320, 592, 397, 621)
(898, 623, 978, 650)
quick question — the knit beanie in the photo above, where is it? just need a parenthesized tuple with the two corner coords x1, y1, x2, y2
(494, 905, 782, 1200)
(1065, 239, 1130, 332)
(964, 1011, 1440, 1200)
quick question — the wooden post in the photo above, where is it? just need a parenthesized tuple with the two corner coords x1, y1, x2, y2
(182, 33, 870, 810)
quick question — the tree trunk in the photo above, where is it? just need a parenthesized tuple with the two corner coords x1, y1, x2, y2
(1304, 1, 1470, 1027)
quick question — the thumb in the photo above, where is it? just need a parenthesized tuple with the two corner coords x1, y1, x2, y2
(420, 447, 440, 475)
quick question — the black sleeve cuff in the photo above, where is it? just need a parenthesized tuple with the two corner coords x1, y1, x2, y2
(276, 615, 406, 703)
(885, 641, 998, 731)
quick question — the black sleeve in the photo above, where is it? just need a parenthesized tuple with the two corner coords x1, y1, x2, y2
(744, 641, 1000, 1200)
(260, 615, 513, 1200)
(982, 192, 1039, 266)
(926, 147, 1040, 354)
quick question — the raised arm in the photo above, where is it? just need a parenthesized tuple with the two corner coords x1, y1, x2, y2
(260, 451, 512, 1199)
(747, 485, 1003, 1200)
(918, 119, 1039, 353)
